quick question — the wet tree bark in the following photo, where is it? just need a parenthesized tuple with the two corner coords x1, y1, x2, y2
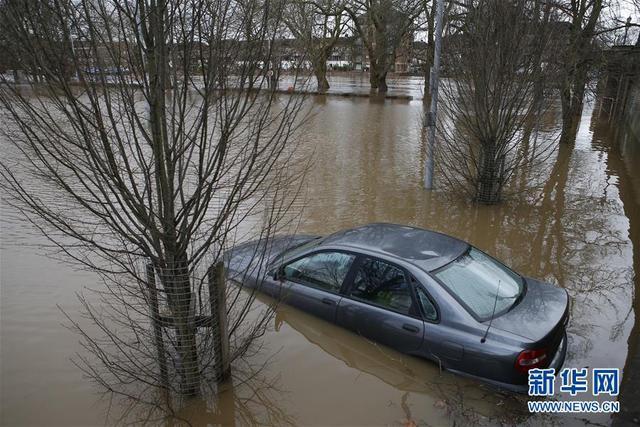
(369, 55, 389, 92)
(376, 71, 389, 92)
(313, 58, 330, 92)
(316, 71, 330, 92)
(373, 22, 390, 93)
(369, 58, 379, 90)
(560, 66, 588, 143)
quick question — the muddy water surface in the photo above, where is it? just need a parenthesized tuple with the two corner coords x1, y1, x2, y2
(1, 95, 639, 426)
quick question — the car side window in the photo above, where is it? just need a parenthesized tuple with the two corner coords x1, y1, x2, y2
(283, 251, 355, 293)
(350, 257, 413, 315)
(416, 286, 438, 321)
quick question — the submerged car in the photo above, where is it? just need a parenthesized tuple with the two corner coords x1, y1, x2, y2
(226, 223, 569, 392)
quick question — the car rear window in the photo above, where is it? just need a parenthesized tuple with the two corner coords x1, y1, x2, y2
(434, 247, 523, 320)
(350, 258, 413, 315)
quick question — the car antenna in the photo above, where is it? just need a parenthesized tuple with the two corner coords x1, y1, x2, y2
(481, 280, 501, 344)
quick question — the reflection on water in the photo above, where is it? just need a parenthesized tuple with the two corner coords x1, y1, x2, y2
(1, 94, 639, 426)
(259, 293, 529, 426)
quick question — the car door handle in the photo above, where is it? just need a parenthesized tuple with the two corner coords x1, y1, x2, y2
(321, 297, 335, 305)
(402, 324, 420, 333)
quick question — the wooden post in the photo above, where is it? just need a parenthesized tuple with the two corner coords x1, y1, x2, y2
(147, 263, 169, 389)
(209, 261, 231, 382)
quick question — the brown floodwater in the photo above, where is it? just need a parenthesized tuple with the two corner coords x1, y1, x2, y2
(1, 94, 639, 426)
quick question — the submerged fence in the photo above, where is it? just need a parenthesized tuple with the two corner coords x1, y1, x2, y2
(142, 261, 230, 396)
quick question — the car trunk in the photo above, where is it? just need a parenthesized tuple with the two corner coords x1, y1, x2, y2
(226, 234, 319, 276)
(490, 278, 569, 354)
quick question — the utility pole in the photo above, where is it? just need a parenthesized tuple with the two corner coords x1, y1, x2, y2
(423, 0, 445, 189)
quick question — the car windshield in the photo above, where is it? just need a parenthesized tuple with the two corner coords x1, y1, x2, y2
(434, 247, 524, 320)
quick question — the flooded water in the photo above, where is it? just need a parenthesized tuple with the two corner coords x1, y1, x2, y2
(277, 73, 426, 99)
(1, 93, 639, 426)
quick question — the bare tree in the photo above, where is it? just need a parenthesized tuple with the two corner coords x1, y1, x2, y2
(0, 0, 308, 413)
(420, 0, 436, 96)
(632, 0, 640, 45)
(420, 0, 456, 96)
(551, 0, 606, 142)
(284, 0, 348, 92)
(434, 0, 558, 204)
(345, 0, 421, 92)
(599, 0, 640, 45)
(0, 0, 76, 82)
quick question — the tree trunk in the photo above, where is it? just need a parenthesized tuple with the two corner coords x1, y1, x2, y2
(163, 265, 200, 396)
(475, 143, 503, 204)
(269, 59, 279, 90)
(370, 53, 388, 93)
(314, 60, 329, 92)
(571, 67, 588, 118)
(560, 66, 587, 143)
(560, 29, 591, 143)
(423, 43, 433, 101)
(146, 0, 201, 397)
(374, 25, 389, 94)
(369, 58, 379, 89)
(560, 83, 577, 143)
(377, 72, 388, 93)
(423, 5, 435, 97)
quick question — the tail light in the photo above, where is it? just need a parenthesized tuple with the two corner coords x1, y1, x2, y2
(515, 348, 548, 374)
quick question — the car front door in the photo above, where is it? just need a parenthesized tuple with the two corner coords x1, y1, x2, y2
(336, 256, 424, 353)
(279, 250, 356, 323)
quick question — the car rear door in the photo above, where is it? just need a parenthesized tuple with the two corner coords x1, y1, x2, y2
(413, 281, 465, 365)
(335, 256, 424, 353)
(279, 250, 356, 323)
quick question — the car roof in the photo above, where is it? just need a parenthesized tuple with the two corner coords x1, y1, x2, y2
(320, 223, 469, 272)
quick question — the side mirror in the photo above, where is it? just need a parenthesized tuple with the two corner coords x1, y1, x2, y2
(271, 267, 283, 281)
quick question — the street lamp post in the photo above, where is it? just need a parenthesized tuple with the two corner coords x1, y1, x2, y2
(423, 0, 445, 190)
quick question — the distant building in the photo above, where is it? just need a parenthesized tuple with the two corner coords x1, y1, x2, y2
(304, 31, 416, 73)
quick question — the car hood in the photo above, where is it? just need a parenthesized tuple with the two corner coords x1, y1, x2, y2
(489, 278, 569, 343)
(226, 234, 319, 277)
